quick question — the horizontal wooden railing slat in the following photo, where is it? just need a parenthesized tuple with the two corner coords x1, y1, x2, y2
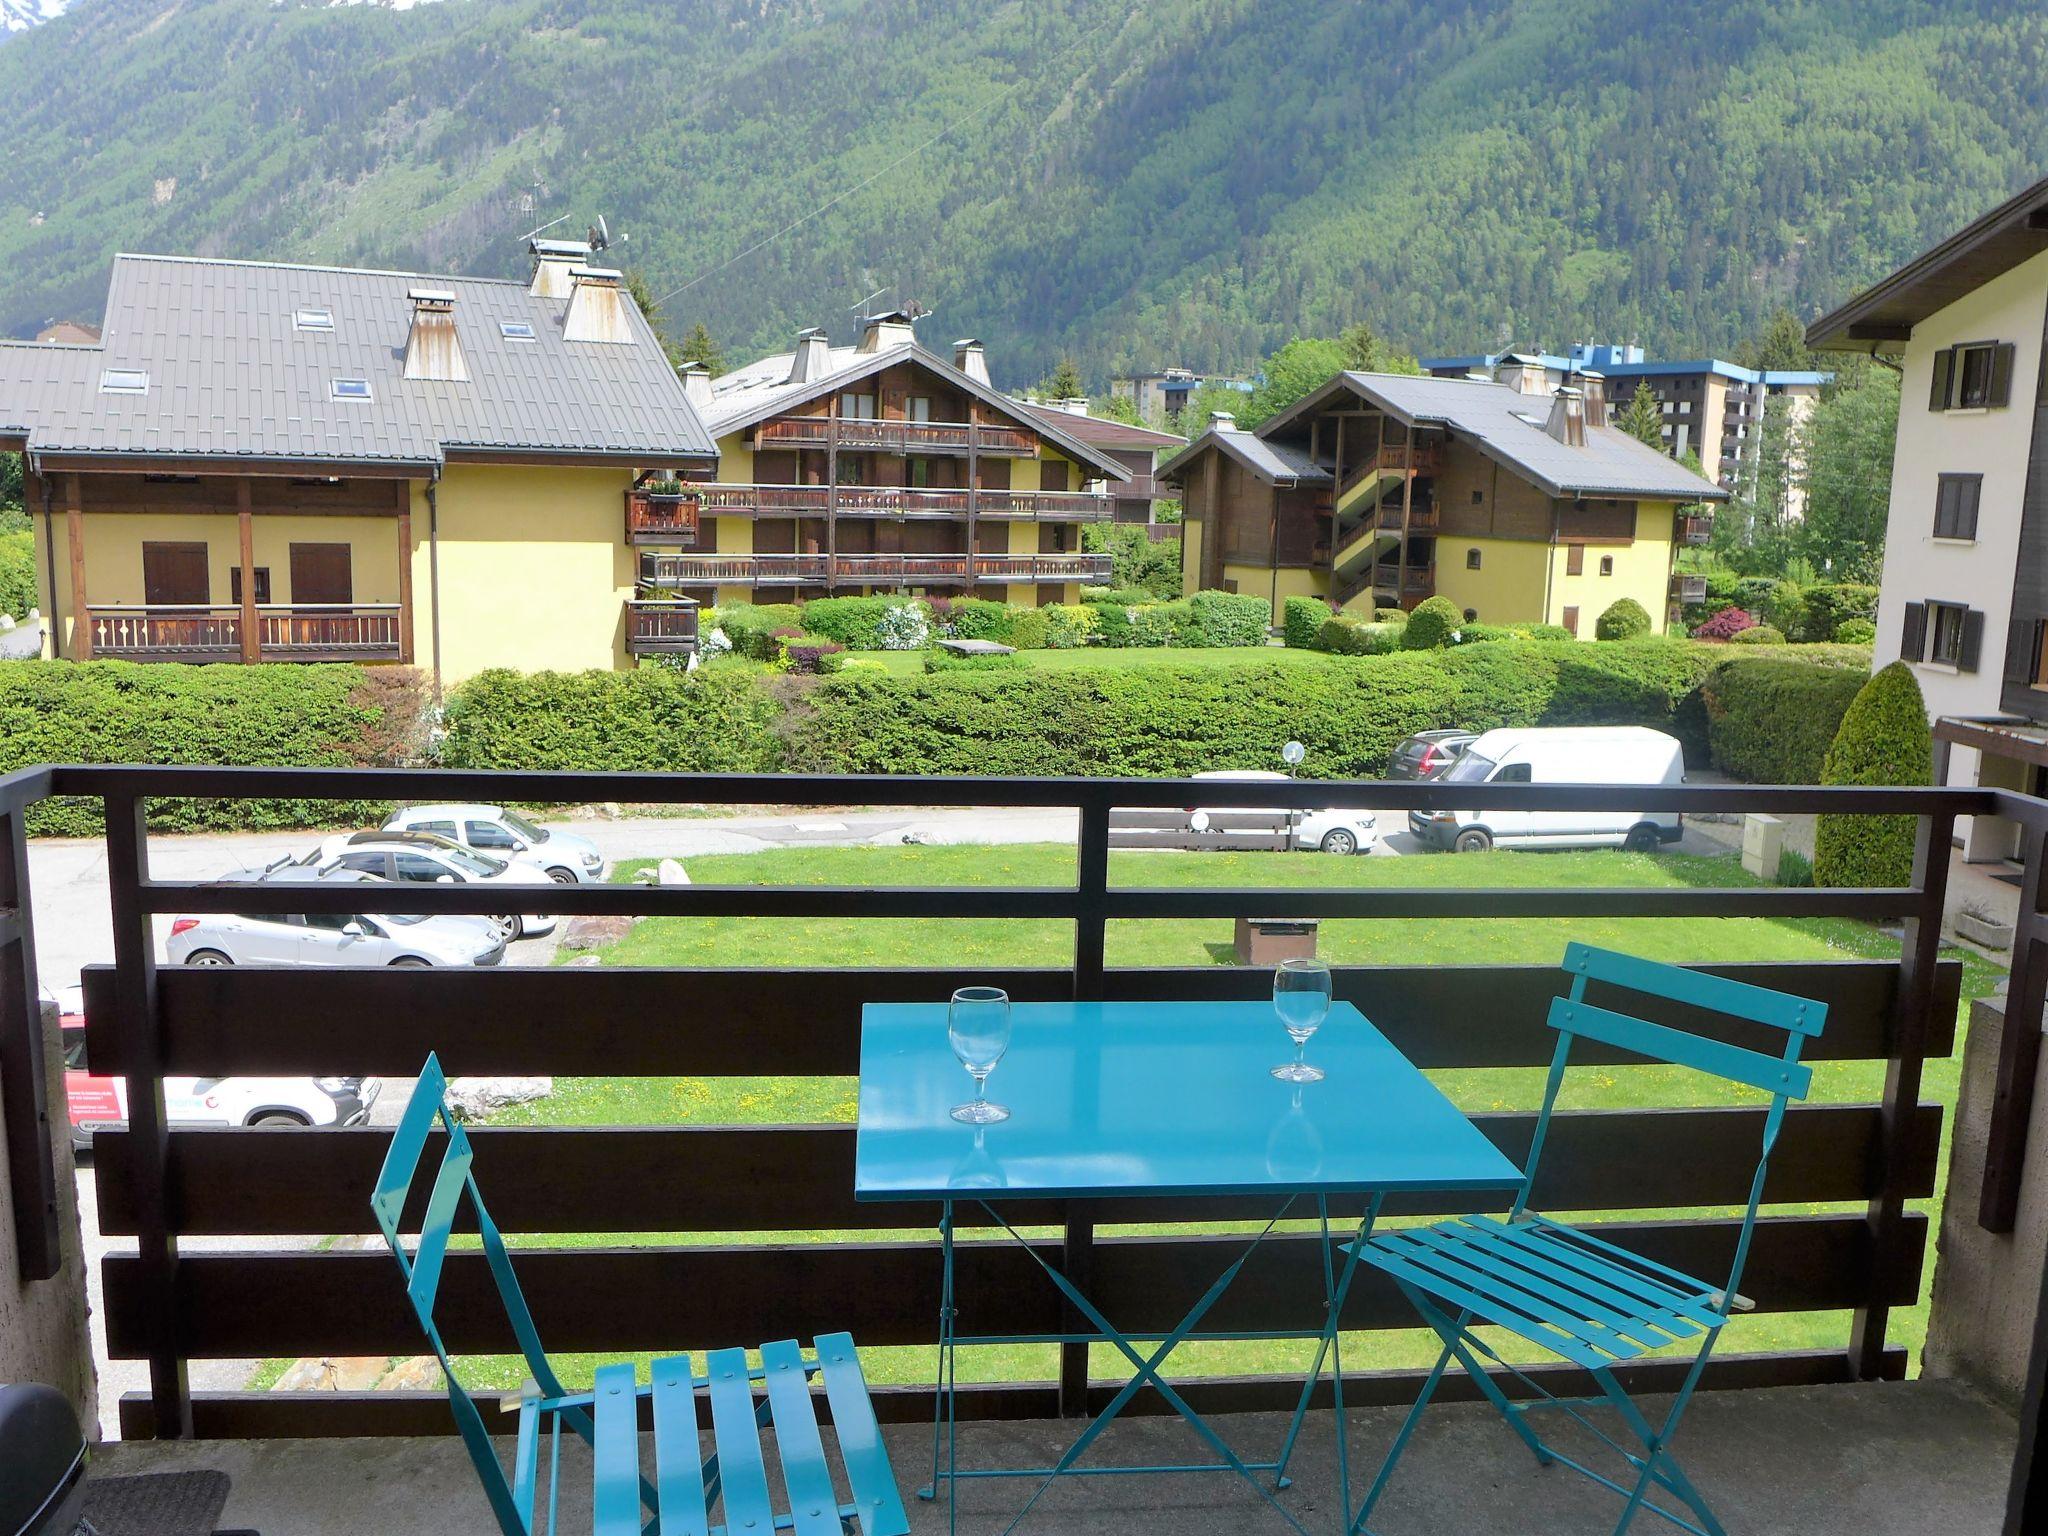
(81, 960, 1959, 1077)
(94, 1102, 1943, 1238)
(101, 1213, 1920, 1361)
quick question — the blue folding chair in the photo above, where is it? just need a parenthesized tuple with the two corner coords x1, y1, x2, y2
(371, 1053, 910, 1536)
(1350, 943, 1825, 1536)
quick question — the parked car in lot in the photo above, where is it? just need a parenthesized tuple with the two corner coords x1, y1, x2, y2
(167, 867, 508, 967)
(299, 830, 558, 938)
(1387, 729, 1479, 781)
(50, 982, 379, 1150)
(1188, 770, 1378, 855)
(1409, 726, 1686, 853)
(383, 803, 608, 884)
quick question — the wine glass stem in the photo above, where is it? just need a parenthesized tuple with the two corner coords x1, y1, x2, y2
(972, 1070, 989, 1109)
(1294, 1037, 1307, 1072)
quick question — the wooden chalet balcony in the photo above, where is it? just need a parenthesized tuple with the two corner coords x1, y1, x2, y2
(1680, 512, 1716, 546)
(1374, 442, 1444, 475)
(624, 488, 703, 545)
(624, 598, 701, 657)
(695, 485, 1114, 522)
(753, 417, 1039, 456)
(87, 604, 403, 662)
(639, 551, 1112, 589)
(1673, 573, 1710, 605)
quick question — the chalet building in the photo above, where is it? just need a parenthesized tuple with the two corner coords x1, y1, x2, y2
(1807, 170, 2048, 863)
(0, 244, 718, 683)
(1017, 398, 1183, 524)
(1155, 370, 1724, 632)
(656, 317, 1126, 607)
(1422, 344, 1829, 504)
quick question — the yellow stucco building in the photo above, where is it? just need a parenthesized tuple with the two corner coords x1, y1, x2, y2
(1157, 370, 1725, 634)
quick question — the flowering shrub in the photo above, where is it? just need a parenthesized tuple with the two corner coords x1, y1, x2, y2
(875, 603, 931, 651)
(779, 635, 844, 675)
(700, 626, 733, 659)
(1691, 606, 1758, 642)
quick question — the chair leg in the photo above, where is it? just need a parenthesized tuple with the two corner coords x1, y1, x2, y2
(1349, 1334, 1456, 1535)
(1589, 1352, 1727, 1536)
(1407, 1289, 1554, 1468)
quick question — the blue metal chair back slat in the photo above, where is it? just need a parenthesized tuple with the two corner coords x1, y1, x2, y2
(368, 1053, 908, 1536)
(1352, 946, 1828, 1536)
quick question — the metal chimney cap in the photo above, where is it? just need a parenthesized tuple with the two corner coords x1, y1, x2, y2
(953, 337, 984, 349)
(1209, 410, 1238, 427)
(407, 287, 456, 306)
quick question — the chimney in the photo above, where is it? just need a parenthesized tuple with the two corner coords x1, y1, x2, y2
(1496, 355, 1548, 395)
(678, 361, 713, 408)
(1545, 386, 1587, 448)
(402, 288, 468, 383)
(1209, 410, 1237, 431)
(528, 237, 592, 299)
(857, 309, 918, 354)
(953, 338, 991, 386)
(787, 327, 831, 385)
(562, 267, 631, 344)
(1579, 370, 1608, 429)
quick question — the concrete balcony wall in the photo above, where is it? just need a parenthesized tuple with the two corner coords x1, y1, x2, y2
(0, 995, 96, 1427)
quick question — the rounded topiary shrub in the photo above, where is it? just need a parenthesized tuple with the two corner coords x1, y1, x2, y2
(1595, 597, 1653, 641)
(1284, 595, 1333, 649)
(1374, 607, 1409, 625)
(1834, 617, 1877, 645)
(1813, 662, 1933, 888)
(1728, 624, 1786, 645)
(1399, 595, 1465, 650)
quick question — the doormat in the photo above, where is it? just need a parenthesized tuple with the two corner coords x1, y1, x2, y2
(76, 1470, 233, 1536)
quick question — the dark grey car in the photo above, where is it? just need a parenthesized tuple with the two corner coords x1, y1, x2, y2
(1387, 729, 1479, 781)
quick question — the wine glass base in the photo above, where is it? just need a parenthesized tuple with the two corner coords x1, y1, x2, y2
(950, 1101, 1010, 1124)
(1271, 1064, 1326, 1083)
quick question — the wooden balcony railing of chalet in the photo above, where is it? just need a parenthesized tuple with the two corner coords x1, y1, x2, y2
(1373, 442, 1444, 475)
(624, 599, 701, 656)
(87, 604, 403, 662)
(1680, 512, 1716, 547)
(640, 552, 1113, 588)
(0, 762, 1988, 1444)
(1374, 500, 1439, 531)
(624, 489, 703, 545)
(1672, 573, 1710, 605)
(754, 418, 1039, 455)
(695, 485, 1114, 522)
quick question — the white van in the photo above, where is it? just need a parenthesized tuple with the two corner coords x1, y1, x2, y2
(1408, 726, 1686, 853)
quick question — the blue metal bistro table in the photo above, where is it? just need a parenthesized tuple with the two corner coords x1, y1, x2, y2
(854, 999, 1521, 1534)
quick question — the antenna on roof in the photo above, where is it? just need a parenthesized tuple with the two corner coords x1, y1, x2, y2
(519, 211, 572, 247)
(850, 286, 890, 320)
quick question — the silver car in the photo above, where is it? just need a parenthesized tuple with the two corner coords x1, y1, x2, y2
(383, 803, 608, 884)
(298, 830, 558, 938)
(166, 868, 506, 968)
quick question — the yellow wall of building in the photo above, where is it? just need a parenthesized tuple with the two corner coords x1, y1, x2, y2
(1539, 502, 1677, 635)
(1215, 562, 1322, 623)
(1430, 537, 1551, 625)
(714, 516, 754, 555)
(1179, 517, 1204, 599)
(717, 435, 755, 483)
(415, 463, 638, 681)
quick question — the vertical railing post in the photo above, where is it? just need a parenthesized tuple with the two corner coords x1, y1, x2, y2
(1059, 791, 1112, 1417)
(2008, 1218, 2048, 1532)
(0, 805, 59, 1280)
(105, 792, 191, 1437)
(1984, 820, 2048, 1232)
(1850, 807, 1955, 1380)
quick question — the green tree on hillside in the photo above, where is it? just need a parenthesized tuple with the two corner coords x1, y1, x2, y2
(1799, 367, 1898, 583)
(678, 321, 725, 377)
(1737, 307, 1820, 373)
(1091, 392, 1144, 426)
(1338, 322, 1419, 375)
(1037, 357, 1085, 400)
(1617, 382, 1665, 448)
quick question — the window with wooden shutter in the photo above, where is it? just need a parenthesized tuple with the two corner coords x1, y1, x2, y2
(1933, 474, 1982, 539)
(1959, 607, 1985, 672)
(1951, 341, 2012, 409)
(1924, 601, 1975, 668)
(1900, 601, 1927, 661)
(1929, 349, 1954, 411)
(1562, 605, 1580, 637)
(1565, 543, 1585, 576)
(1990, 343, 2017, 407)
(2006, 619, 2043, 686)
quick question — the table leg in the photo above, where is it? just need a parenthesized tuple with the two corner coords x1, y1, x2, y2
(1273, 1192, 1381, 1511)
(918, 1201, 959, 1532)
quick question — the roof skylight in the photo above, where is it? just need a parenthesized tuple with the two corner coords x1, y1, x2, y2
(330, 378, 373, 401)
(500, 321, 537, 341)
(294, 308, 335, 332)
(98, 369, 148, 394)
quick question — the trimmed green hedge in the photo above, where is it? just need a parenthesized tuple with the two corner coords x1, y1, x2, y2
(1701, 659, 1868, 785)
(0, 661, 424, 836)
(1186, 589, 1271, 646)
(0, 528, 34, 621)
(1283, 595, 1330, 649)
(712, 603, 803, 661)
(1814, 662, 1933, 888)
(1400, 595, 1464, 649)
(441, 666, 782, 773)
(1595, 597, 1652, 641)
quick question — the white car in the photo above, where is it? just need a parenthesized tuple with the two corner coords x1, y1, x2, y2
(299, 830, 558, 938)
(167, 868, 509, 967)
(1410, 726, 1687, 853)
(383, 803, 608, 885)
(1189, 770, 1378, 855)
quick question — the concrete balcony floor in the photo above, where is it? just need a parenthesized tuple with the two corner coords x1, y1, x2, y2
(91, 1379, 2015, 1535)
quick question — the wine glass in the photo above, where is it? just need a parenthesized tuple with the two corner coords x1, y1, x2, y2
(949, 986, 1012, 1124)
(1272, 958, 1331, 1082)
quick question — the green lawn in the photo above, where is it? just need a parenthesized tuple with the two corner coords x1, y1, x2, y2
(450, 843, 2005, 1395)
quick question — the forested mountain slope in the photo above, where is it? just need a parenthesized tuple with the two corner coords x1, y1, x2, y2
(4, 0, 2046, 384)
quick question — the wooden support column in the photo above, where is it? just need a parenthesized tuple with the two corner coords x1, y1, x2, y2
(826, 403, 839, 592)
(1364, 417, 1384, 607)
(966, 413, 980, 592)
(235, 478, 259, 663)
(1398, 430, 1415, 605)
(395, 480, 416, 665)
(1330, 418, 1345, 599)
(64, 473, 90, 661)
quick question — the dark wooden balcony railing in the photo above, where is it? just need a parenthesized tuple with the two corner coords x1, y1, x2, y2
(641, 552, 828, 587)
(624, 599, 701, 656)
(88, 604, 402, 662)
(1373, 443, 1444, 475)
(1672, 573, 1710, 604)
(624, 489, 703, 545)
(754, 418, 1039, 456)
(0, 765, 2010, 1448)
(1680, 512, 1716, 547)
(693, 485, 1113, 522)
(638, 552, 1111, 589)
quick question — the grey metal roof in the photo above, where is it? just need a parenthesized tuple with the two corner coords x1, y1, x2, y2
(1269, 372, 1728, 502)
(0, 253, 717, 468)
(1154, 424, 1331, 487)
(700, 338, 1130, 482)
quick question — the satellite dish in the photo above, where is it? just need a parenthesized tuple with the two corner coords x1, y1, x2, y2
(1189, 811, 1211, 834)
(588, 215, 610, 254)
(1281, 741, 1306, 767)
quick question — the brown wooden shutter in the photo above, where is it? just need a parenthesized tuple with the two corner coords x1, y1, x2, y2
(1960, 476, 1982, 539)
(289, 543, 353, 606)
(1991, 343, 2017, 407)
(142, 542, 209, 606)
(2006, 619, 2038, 684)
(1565, 543, 1585, 576)
(1959, 608, 1986, 673)
(1562, 605, 1580, 637)
(1900, 601, 1927, 662)
(1929, 349, 1953, 412)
